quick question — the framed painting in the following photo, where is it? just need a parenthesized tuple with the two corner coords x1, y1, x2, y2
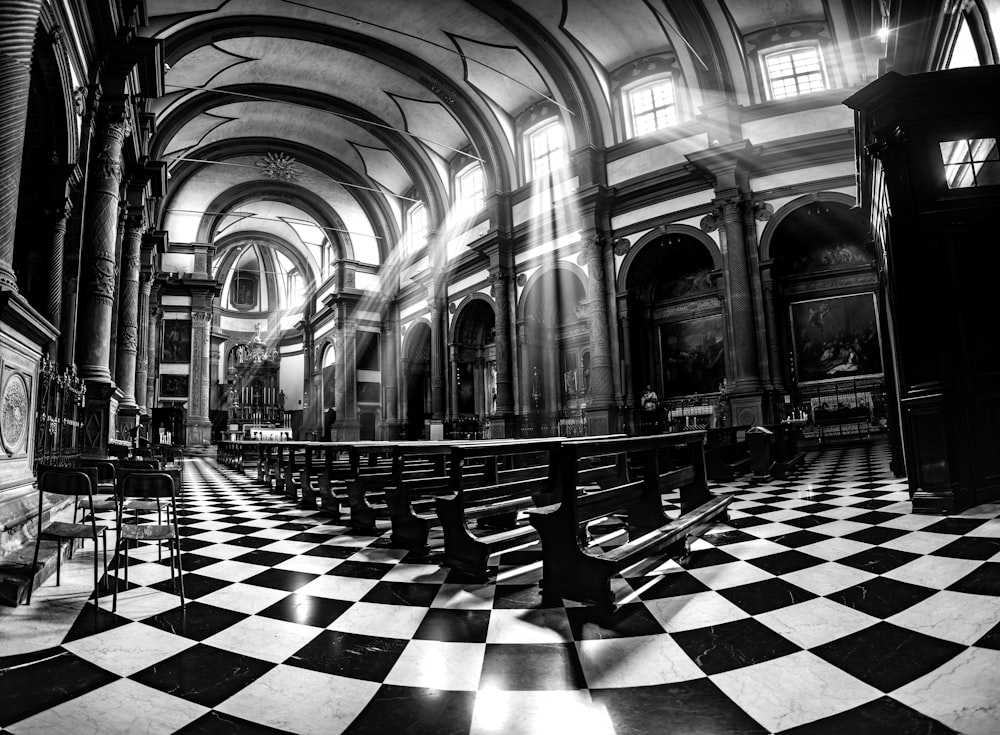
(789, 292, 883, 383)
(658, 314, 726, 396)
(160, 374, 189, 398)
(161, 320, 192, 363)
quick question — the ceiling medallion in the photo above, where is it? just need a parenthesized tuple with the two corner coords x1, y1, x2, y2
(255, 152, 303, 182)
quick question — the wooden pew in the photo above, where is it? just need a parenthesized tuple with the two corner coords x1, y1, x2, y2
(704, 425, 751, 481)
(434, 439, 565, 579)
(747, 423, 807, 479)
(348, 442, 457, 534)
(528, 431, 732, 608)
(382, 440, 549, 550)
(771, 423, 807, 478)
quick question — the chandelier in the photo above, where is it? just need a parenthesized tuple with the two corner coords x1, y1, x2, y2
(236, 324, 279, 365)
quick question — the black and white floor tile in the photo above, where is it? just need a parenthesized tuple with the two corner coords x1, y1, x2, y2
(2, 442, 999, 734)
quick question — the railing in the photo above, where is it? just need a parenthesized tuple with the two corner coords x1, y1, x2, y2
(33, 355, 86, 469)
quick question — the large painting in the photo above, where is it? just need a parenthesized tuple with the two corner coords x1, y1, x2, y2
(790, 293, 883, 383)
(659, 314, 725, 396)
(160, 374, 189, 398)
(161, 320, 192, 363)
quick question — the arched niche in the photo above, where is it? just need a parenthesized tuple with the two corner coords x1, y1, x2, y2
(518, 265, 589, 428)
(401, 320, 432, 439)
(765, 195, 886, 432)
(451, 295, 497, 421)
(621, 231, 725, 404)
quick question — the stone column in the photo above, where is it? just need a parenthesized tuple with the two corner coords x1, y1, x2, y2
(341, 318, 359, 440)
(134, 274, 152, 414)
(146, 301, 161, 413)
(429, 282, 445, 437)
(759, 263, 785, 395)
(581, 234, 616, 434)
(490, 269, 514, 424)
(114, 211, 144, 410)
(43, 196, 73, 354)
(603, 239, 623, 404)
(618, 296, 634, 407)
(186, 309, 213, 445)
(76, 100, 131, 384)
(381, 304, 400, 439)
(0, 0, 45, 293)
(474, 347, 485, 418)
(400, 357, 410, 437)
(701, 197, 763, 425)
(449, 344, 459, 422)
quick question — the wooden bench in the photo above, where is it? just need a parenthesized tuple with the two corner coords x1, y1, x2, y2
(384, 440, 557, 550)
(748, 423, 807, 479)
(527, 431, 732, 608)
(434, 439, 565, 579)
(704, 425, 751, 481)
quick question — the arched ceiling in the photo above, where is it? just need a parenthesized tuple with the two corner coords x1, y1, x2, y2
(143, 0, 853, 289)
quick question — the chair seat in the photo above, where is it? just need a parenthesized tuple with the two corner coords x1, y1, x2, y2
(78, 496, 118, 513)
(120, 524, 175, 541)
(125, 498, 168, 511)
(42, 520, 109, 539)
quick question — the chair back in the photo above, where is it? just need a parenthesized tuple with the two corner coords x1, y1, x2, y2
(119, 471, 175, 501)
(120, 459, 160, 470)
(36, 466, 96, 500)
(76, 458, 117, 483)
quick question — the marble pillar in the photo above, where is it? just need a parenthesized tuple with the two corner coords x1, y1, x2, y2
(134, 274, 152, 414)
(429, 286, 445, 431)
(381, 306, 400, 439)
(702, 197, 763, 425)
(114, 211, 143, 411)
(490, 269, 514, 436)
(76, 100, 131, 384)
(582, 234, 616, 434)
(186, 309, 213, 445)
(0, 0, 45, 293)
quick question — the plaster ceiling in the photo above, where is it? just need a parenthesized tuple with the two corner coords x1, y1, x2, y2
(143, 0, 836, 289)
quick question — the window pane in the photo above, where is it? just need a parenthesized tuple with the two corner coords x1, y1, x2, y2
(529, 122, 566, 180)
(941, 138, 1000, 188)
(764, 46, 827, 99)
(627, 77, 676, 137)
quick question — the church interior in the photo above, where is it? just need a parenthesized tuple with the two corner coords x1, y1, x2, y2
(1, 1, 1000, 733)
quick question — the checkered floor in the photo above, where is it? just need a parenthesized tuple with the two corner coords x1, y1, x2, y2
(2, 442, 999, 734)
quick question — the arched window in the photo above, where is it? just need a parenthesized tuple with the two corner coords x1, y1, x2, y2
(286, 269, 302, 308)
(401, 201, 427, 258)
(456, 163, 485, 215)
(624, 75, 677, 137)
(525, 119, 568, 181)
(761, 42, 828, 99)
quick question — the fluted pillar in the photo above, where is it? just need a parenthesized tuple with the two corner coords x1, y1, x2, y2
(146, 302, 162, 413)
(0, 0, 45, 293)
(701, 196, 764, 426)
(43, 196, 72, 352)
(341, 318, 359, 440)
(429, 281, 445, 437)
(702, 198, 761, 393)
(582, 234, 617, 434)
(134, 274, 152, 414)
(449, 344, 459, 422)
(381, 304, 400, 439)
(490, 269, 514, 417)
(114, 211, 143, 409)
(186, 308, 213, 445)
(76, 100, 132, 384)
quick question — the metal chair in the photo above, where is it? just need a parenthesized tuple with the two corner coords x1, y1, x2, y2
(27, 467, 109, 606)
(112, 471, 185, 611)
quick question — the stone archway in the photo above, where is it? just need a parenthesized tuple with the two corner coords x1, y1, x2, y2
(450, 296, 496, 436)
(402, 322, 431, 439)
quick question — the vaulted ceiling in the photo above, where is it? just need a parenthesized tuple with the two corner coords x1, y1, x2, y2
(143, 0, 870, 300)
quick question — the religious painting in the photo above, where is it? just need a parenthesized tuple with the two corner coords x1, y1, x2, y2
(659, 314, 725, 396)
(161, 320, 191, 363)
(357, 381, 381, 404)
(790, 292, 883, 383)
(160, 374, 189, 398)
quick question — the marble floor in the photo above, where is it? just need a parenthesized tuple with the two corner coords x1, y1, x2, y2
(2, 443, 999, 734)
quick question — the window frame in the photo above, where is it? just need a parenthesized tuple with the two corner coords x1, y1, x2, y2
(455, 162, 485, 215)
(524, 118, 568, 182)
(623, 73, 679, 139)
(402, 201, 428, 258)
(760, 41, 830, 100)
